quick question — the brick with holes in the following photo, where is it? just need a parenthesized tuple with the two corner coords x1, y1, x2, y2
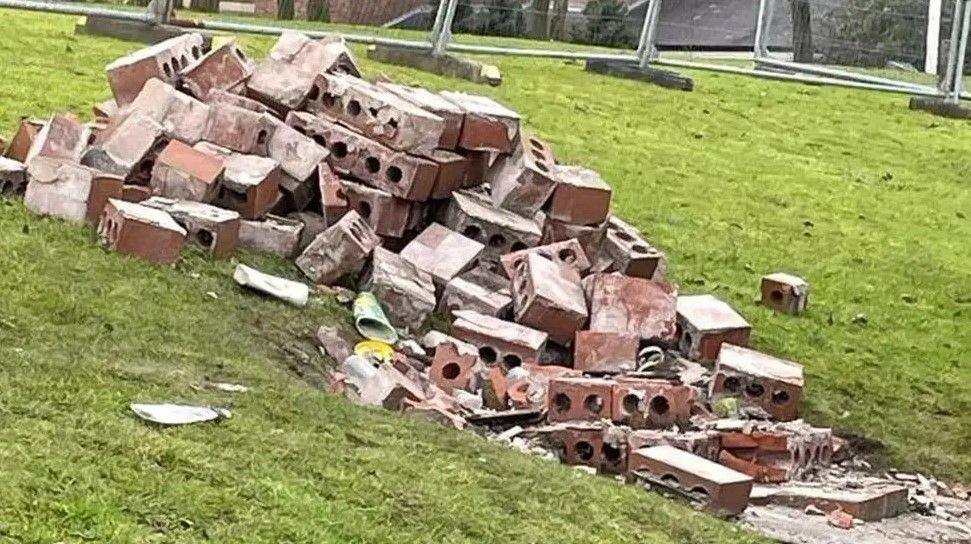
(105, 33, 206, 106)
(451, 310, 548, 368)
(612, 377, 696, 429)
(547, 377, 615, 422)
(573, 331, 639, 374)
(4, 119, 44, 163)
(757, 484, 907, 521)
(546, 424, 604, 470)
(710, 344, 804, 422)
(305, 73, 445, 155)
(440, 91, 520, 153)
(150, 140, 224, 203)
(202, 102, 277, 155)
(24, 157, 123, 224)
(289, 211, 327, 251)
(264, 115, 328, 182)
(676, 294, 751, 362)
(443, 192, 542, 262)
(238, 214, 303, 257)
(367, 247, 436, 331)
(179, 39, 254, 101)
(460, 149, 493, 188)
(97, 199, 187, 265)
(627, 429, 721, 461)
(0, 156, 27, 196)
(424, 149, 468, 199)
(338, 179, 419, 238)
(247, 32, 360, 112)
(206, 88, 272, 114)
(429, 340, 479, 393)
(548, 165, 612, 226)
(586, 273, 678, 345)
(487, 134, 559, 217)
(126, 79, 211, 145)
(377, 83, 465, 150)
(400, 223, 484, 287)
(296, 210, 379, 284)
(511, 252, 588, 346)
(600, 216, 665, 280)
(141, 196, 240, 259)
(26, 115, 91, 164)
(318, 163, 348, 226)
(500, 238, 592, 279)
(285, 112, 437, 201)
(717, 422, 833, 483)
(195, 142, 281, 220)
(439, 275, 512, 318)
(541, 215, 607, 262)
(761, 272, 809, 315)
(629, 445, 753, 516)
(81, 113, 167, 184)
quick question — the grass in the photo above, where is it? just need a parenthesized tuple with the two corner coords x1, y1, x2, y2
(0, 6, 969, 540)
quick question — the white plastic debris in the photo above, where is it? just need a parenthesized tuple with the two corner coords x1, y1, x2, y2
(130, 403, 231, 426)
(233, 264, 309, 307)
(209, 382, 249, 393)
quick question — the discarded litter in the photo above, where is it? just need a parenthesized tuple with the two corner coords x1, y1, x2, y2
(130, 403, 231, 426)
(234, 264, 309, 307)
(354, 340, 395, 363)
(353, 292, 398, 344)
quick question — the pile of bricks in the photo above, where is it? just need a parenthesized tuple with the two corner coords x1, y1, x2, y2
(1, 31, 908, 523)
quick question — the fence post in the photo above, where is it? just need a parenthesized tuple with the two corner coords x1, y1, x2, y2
(432, 0, 458, 55)
(950, 0, 970, 100)
(926, 0, 943, 74)
(942, 0, 964, 91)
(636, 0, 660, 68)
(430, 0, 449, 43)
(753, 0, 774, 58)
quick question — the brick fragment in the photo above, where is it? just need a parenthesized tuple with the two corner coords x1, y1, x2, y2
(93, 99, 118, 122)
(460, 149, 493, 188)
(0, 156, 27, 196)
(612, 377, 696, 429)
(377, 82, 465, 149)
(452, 310, 548, 367)
(627, 429, 721, 461)
(511, 253, 588, 345)
(717, 422, 832, 483)
(400, 223, 484, 286)
(202, 102, 276, 155)
(761, 272, 809, 315)
(105, 33, 206, 106)
(179, 40, 254, 101)
(711, 344, 804, 422)
(81, 113, 167, 183)
(306, 73, 445, 154)
(547, 377, 615, 422)
(339, 179, 418, 237)
(121, 184, 152, 202)
(548, 165, 612, 226)
(501, 238, 591, 279)
(586, 273, 678, 344)
(541, 215, 607, 261)
(573, 331, 639, 374)
(24, 157, 122, 224)
(629, 445, 753, 516)
(238, 214, 303, 257)
(296, 210, 379, 284)
(97, 198, 187, 265)
(441, 91, 520, 153)
(195, 142, 281, 219)
(26, 115, 91, 164)
(247, 32, 360, 112)
(126, 79, 211, 144)
(141, 196, 240, 258)
(487, 135, 558, 216)
(206, 88, 272, 114)
(601, 216, 664, 280)
(317, 163, 348, 226)
(439, 275, 512, 318)
(444, 191, 542, 262)
(150, 140, 224, 203)
(424, 149, 467, 199)
(288, 211, 327, 251)
(429, 340, 479, 393)
(4, 119, 43, 162)
(264, 115, 328, 182)
(761, 484, 908, 521)
(286, 112, 437, 201)
(368, 247, 437, 331)
(676, 294, 751, 362)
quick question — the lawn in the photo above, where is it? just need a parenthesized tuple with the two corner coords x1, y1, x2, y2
(0, 6, 968, 542)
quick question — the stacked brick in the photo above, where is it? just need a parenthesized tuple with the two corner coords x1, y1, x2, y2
(2, 31, 841, 519)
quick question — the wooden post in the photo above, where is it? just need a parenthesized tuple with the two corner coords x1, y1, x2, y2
(530, 0, 551, 39)
(550, 0, 569, 40)
(791, 0, 813, 63)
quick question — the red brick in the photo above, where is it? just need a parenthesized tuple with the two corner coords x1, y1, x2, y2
(195, 142, 281, 220)
(761, 272, 809, 315)
(676, 294, 751, 362)
(205, 88, 273, 114)
(547, 377, 615, 422)
(24, 157, 123, 224)
(424, 149, 467, 199)
(441, 91, 520, 153)
(629, 445, 753, 515)
(459, 149, 493, 188)
(238, 214, 303, 257)
(511, 253, 588, 345)
(439, 275, 512, 318)
(718, 423, 833, 483)
(762, 484, 908, 521)
(443, 192, 542, 262)
(264, 115, 328, 182)
(377, 82, 465, 150)
(627, 429, 721, 461)
(548, 165, 612, 226)
(105, 33, 205, 106)
(541, 215, 607, 262)
(26, 115, 90, 164)
(4, 119, 43, 163)
(339, 179, 419, 237)
(487, 135, 558, 216)
(318, 163, 348, 226)
(612, 377, 696, 429)
(500, 238, 592, 279)
(451, 310, 548, 367)
(400, 223, 484, 286)
(586, 273, 678, 344)
(141, 196, 240, 258)
(126, 79, 211, 145)
(711, 344, 804, 422)
(601, 216, 664, 280)
(97, 198, 187, 265)
(202, 102, 276, 155)
(429, 341, 479, 393)
(179, 40, 254, 101)
(81, 113, 166, 184)
(296, 210, 379, 284)
(573, 331, 639, 373)
(150, 140, 224, 203)
(368, 247, 437, 331)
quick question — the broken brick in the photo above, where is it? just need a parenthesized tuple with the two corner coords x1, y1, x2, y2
(400, 223, 484, 286)
(317, 163, 349, 226)
(762, 484, 908, 521)
(81, 112, 167, 184)
(195, 142, 281, 220)
(487, 134, 559, 217)
(296, 210, 379, 284)
(627, 429, 721, 461)
(24, 157, 122, 224)
(586, 273, 678, 344)
(4, 118, 43, 163)
(339, 179, 418, 237)
(548, 165, 612, 226)
(441, 91, 520, 153)
(439, 275, 512, 318)
(206, 88, 272, 114)
(26, 115, 91, 164)
(202, 102, 276, 156)
(601, 216, 664, 280)
(377, 82, 465, 150)
(150, 140, 224, 203)
(443, 191, 542, 262)
(141, 196, 240, 258)
(451, 310, 548, 367)
(0, 156, 27, 196)
(629, 445, 753, 516)
(238, 214, 303, 257)
(97, 198, 186, 265)
(676, 294, 751, 362)
(429, 340, 478, 393)
(500, 238, 592, 279)
(573, 331, 639, 374)
(547, 377, 615, 422)
(120, 184, 152, 202)
(126, 79, 211, 145)
(718, 422, 833, 483)
(761, 272, 810, 315)
(105, 33, 206, 106)
(541, 215, 607, 262)
(511, 252, 588, 345)
(367, 246, 437, 331)
(711, 344, 804, 422)
(612, 377, 696, 429)
(179, 39, 254, 101)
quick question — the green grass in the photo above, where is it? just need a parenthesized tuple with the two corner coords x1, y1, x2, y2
(0, 6, 969, 541)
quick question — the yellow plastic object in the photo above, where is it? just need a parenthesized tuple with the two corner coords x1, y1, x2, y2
(354, 340, 395, 363)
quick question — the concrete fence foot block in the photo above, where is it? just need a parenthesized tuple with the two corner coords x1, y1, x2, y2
(585, 59, 693, 92)
(367, 44, 501, 87)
